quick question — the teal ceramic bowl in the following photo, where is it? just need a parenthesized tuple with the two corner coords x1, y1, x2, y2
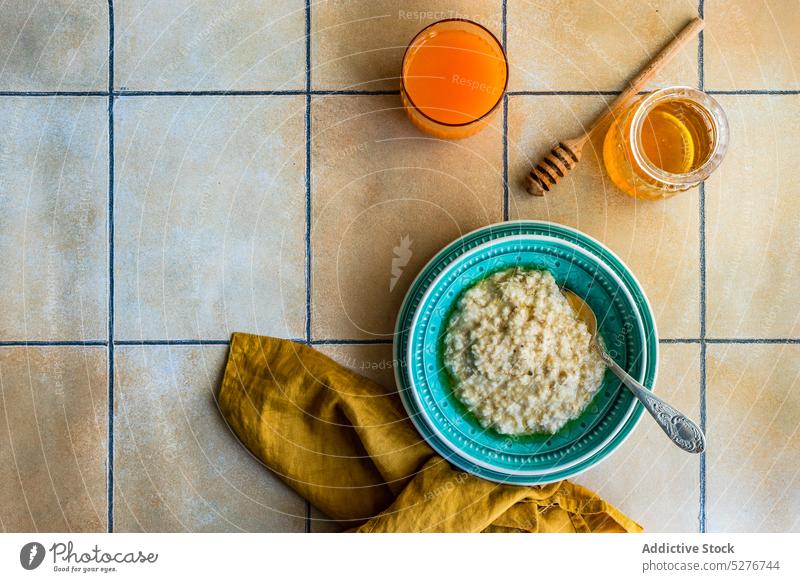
(394, 221, 658, 484)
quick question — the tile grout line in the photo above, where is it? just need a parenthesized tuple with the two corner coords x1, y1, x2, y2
(501, 0, 507, 48)
(106, 0, 115, 534)
(0, 341, 108, 347)
(116, 89, 401, 96)
(1, 89, 798, 98)
(304, 102, 312, 345)
(304, 0, 312, 534)
(707, 89, 799, 95)
(706, 338, 800, 344)
(114, 339, 233, 346)
(6, 337, 799, 348)
(501, 1, 509, 221)
(0, 91, 111, 96)
(502, 97, 509, 221)
(699, 340, 707, 532)
(116, 90, 401, 96)
(698, 1, 705, 92)
(309, 338, 392, 345)
(698, 0, 707, 534)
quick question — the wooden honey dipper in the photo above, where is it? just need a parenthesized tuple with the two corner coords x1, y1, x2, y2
(525, 17, 704, 196)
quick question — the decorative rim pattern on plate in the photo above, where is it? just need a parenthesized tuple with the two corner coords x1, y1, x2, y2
(393, 221, 659, 485)
(407, 235, 647, 475)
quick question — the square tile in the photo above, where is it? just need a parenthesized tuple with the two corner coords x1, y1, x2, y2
(705, 0, 800, 90)
(312, 342, 397, 532)
(0, 347, 107, 532)
(114, 345, 307, 532)
(0, 97, 108, 341)
(706, 95, 800, 338)
(115, 0, 305, 91)
(0, 1, 108, 91)
(114, 95, 306, 341)
(575, 344, 701, 532)
(507, 95, 700, 338)
(310, 95, 503, 340)
(706, 344, 800, 532)
(507, 0, 698, 91)
(312, 0, 503, 91)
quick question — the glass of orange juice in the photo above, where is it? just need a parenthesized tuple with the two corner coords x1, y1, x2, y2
(400, 19, 508, 140)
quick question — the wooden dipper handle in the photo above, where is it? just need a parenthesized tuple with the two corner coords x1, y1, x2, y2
(525, 17, 704, 196)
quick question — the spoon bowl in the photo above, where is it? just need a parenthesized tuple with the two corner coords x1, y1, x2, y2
(562, 288, 706, 454)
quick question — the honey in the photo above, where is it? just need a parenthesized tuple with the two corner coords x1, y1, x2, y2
(603, 87, 729, 199)
(401, 19, 507, 140)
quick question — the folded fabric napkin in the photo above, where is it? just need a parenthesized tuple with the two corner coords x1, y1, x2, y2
(217, 332, 642, 533)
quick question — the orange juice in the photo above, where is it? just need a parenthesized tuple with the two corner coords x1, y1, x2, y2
(401, 20, 507, 139)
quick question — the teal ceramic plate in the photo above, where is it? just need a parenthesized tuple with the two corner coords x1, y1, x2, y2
(409, 235, 646, 475)
(394, 221, 659, 485)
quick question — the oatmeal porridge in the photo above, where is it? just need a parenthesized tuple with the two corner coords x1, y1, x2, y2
(443, 268, 606, 435)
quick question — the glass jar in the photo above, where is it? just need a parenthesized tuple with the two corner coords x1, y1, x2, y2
(603, 86, 729, 199)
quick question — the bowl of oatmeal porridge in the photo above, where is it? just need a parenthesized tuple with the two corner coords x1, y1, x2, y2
(393, 221, 658, 484)
(443, 268, 607, 436)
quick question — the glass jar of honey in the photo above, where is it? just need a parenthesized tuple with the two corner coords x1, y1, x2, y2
(603, 87, 729, 199)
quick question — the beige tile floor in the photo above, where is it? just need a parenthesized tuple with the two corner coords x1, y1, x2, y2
(507, 0, 699, 92)
(114, 95, 307, 341)
(113, 346, 305, 532)
(0, 347, 107, 532)
(0, 0, 798, 533)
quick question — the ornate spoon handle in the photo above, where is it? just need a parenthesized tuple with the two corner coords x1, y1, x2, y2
(596, 346, 706, 454)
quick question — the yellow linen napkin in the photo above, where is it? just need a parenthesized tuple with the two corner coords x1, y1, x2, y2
(217, 332, 642, 533)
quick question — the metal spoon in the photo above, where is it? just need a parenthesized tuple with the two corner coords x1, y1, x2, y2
(562, 289, 706, 454)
